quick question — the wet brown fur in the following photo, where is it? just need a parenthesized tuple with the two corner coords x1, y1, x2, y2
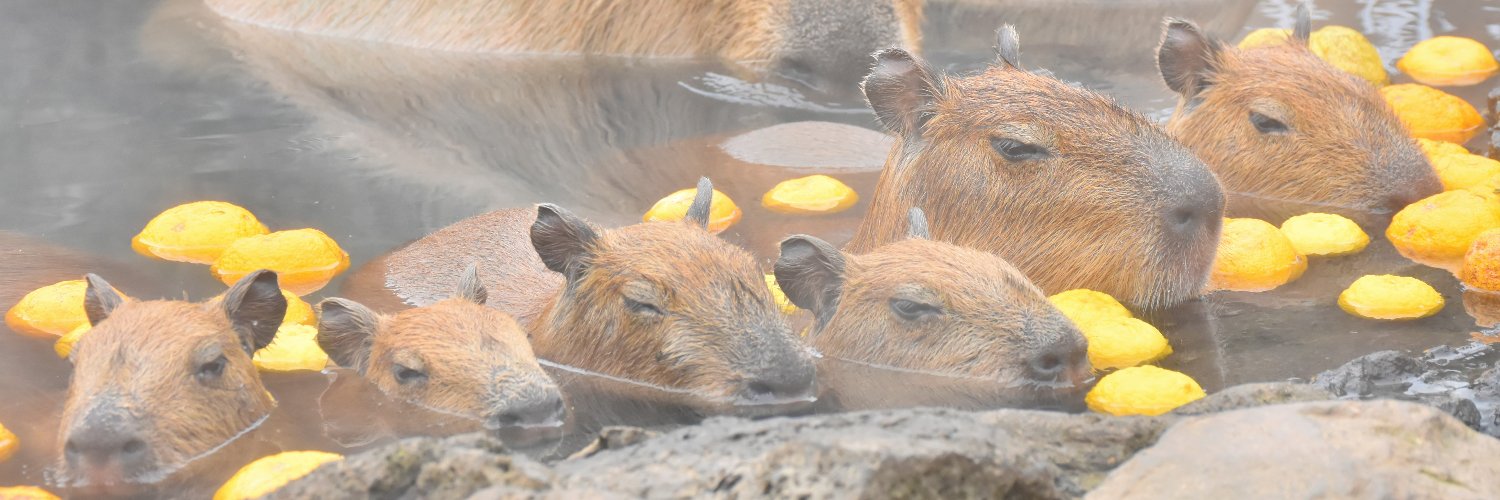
(848, 40, 1225, 309)
(1159, 18, 1441, 213)
(779, 235, 1090, 386)
(203, 0, 922, 75)
(316, 291, 561, 423)
(57, 274, 283, 489)
(529, 213, 814, 402)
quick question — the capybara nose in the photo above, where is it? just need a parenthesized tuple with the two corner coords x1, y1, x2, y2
(1378, 178, 1442, 214)
(1027, 341, 1092, 387)
(64, 422, 151, 474)
(487, 392, 566, 429)
(736, 364, 818, 405)
(1163, 196, 1222, 238)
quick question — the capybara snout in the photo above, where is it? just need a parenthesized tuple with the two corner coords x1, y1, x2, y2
(58, 271, 286, 490)
(318, 265, 565, 429)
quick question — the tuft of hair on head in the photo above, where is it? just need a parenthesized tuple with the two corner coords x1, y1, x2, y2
(995, 24, 1021, 68)
(906, 207, 930, 240)
(455, 263, 488, 305)
(684, 177, 714, 230)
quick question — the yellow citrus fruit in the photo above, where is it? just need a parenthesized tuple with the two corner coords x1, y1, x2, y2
(253, 324, 330, 372)
(5, 280, 127, 339)
(214, 450, 342, 500)
(1278, 213, 1370, 257)
(1380, 83, 1485, 143)
(1432, 152, 1500, 192)
(1048, 289, 1133, 329)
(1309, 26, 1390, 86)
(132, 201, 269, 264)
(643, 187, 742, 233)
(0, 487, 59, 500)
(764, 274, 797, 314)
(1464, 174, 1500, 198)
(1417, 138, 1470, 162)
(207, 289, 315, 327)
(1085, 365, 1205, 417)
(1462, 229, 1500, 292)
(1237, 28, 1290, 50)
(211, 229, 350, 296)
(1386, 190, 1500, 267)
(1338, 275, 1445, 320)
(1079, 317, 1173, 371)
(1237, 26, 1388, 86)
(53, 323, 89, 359)
(1398, 36, 1499, 87)
(761, 175, 859, 215)
(1209, 218, 1307, 292)
(0, 421, 17, 463)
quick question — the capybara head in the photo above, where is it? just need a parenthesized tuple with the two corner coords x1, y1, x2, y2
(779, 208, 1091, 390)
(57, 271, 285, 492)
(1157, 6, 1440, 213)
(529, 178, 816, 406)
(847, 26, 1225, 309)
(737, 0, 924, 93)
(316, 265, 564, 430)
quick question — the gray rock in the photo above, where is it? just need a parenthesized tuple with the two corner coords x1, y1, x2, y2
(1311, 350, 1422, 397)
(1170, 382, 1332, 415)
(1087, 400, 1500, 499)
(266, 434, 552, 500)
(555, 408, 1170, 499)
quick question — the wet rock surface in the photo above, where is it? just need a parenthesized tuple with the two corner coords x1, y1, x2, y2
(1088, 400, 1500, 499)
(1312, 344, 1500, 435)
(271, 382, 1381, 499)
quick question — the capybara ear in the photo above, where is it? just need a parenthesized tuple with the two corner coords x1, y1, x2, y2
(906, 207, 931, 240)
(316, 298, 379, 374)
(531, 204, 600, 284)
(1292, 3, 1311, 43)
(221, 270, 287, 354)
(454, 263, 488, 306)
(82, 273, 124, 326)
(775, 235, 847, 326)
(685, 177, 713, 230)
(1157, 18, 1222, 100)
(862, 48, 939, 137)
(995, 25, 1021, 68)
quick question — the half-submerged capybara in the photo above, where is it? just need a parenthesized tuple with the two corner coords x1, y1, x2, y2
(777, 208, 1091, 398)
(56, 271, 285, 496)
(846, 26, 1225, 309)
(317, 265, 565, 430)
(346, 179, 816, 410)
(202, 0, 922, 90)
(1158, 6, 1441, 213)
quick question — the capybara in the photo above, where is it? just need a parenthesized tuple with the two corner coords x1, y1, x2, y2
(202, 0, 923, 91)
(316, 265, 565, 430)
(1157, 7, 1441, 214)
(345, 179, 816, 409)
(777, 208, 1091, 391)
(56, 271, 285, 495)
(846, 26, 1225, 309)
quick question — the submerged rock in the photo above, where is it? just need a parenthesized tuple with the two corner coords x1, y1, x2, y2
(1089, 400, 1500, 499)
(1311, 350, 1423, 397)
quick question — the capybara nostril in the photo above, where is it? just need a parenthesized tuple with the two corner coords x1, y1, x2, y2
(64, 424, 151, 472)
(736, 368, 818, 405)
(487, 392, 566, 430)
(1028, 337, 1091, 385)
(1030, 353, 1066, 379)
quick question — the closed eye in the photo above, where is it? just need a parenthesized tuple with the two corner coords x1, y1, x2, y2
(624, 297, 665, 317)
(990, 137, 1052, 162)
(889, 298, 942, 321)
(1249, 111, 1289, 134)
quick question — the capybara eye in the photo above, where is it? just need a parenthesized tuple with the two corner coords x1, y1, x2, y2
(989, 137, 1052, 162)
(393, 364, 427, 385)
(624, 297, 665, 317)
(1249, 111, 1290, 134)
(888, 298, 942, 322)
(195, 355, 227, 383)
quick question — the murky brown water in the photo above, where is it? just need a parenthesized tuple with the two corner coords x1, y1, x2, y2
(2, 0, 1500, 495)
